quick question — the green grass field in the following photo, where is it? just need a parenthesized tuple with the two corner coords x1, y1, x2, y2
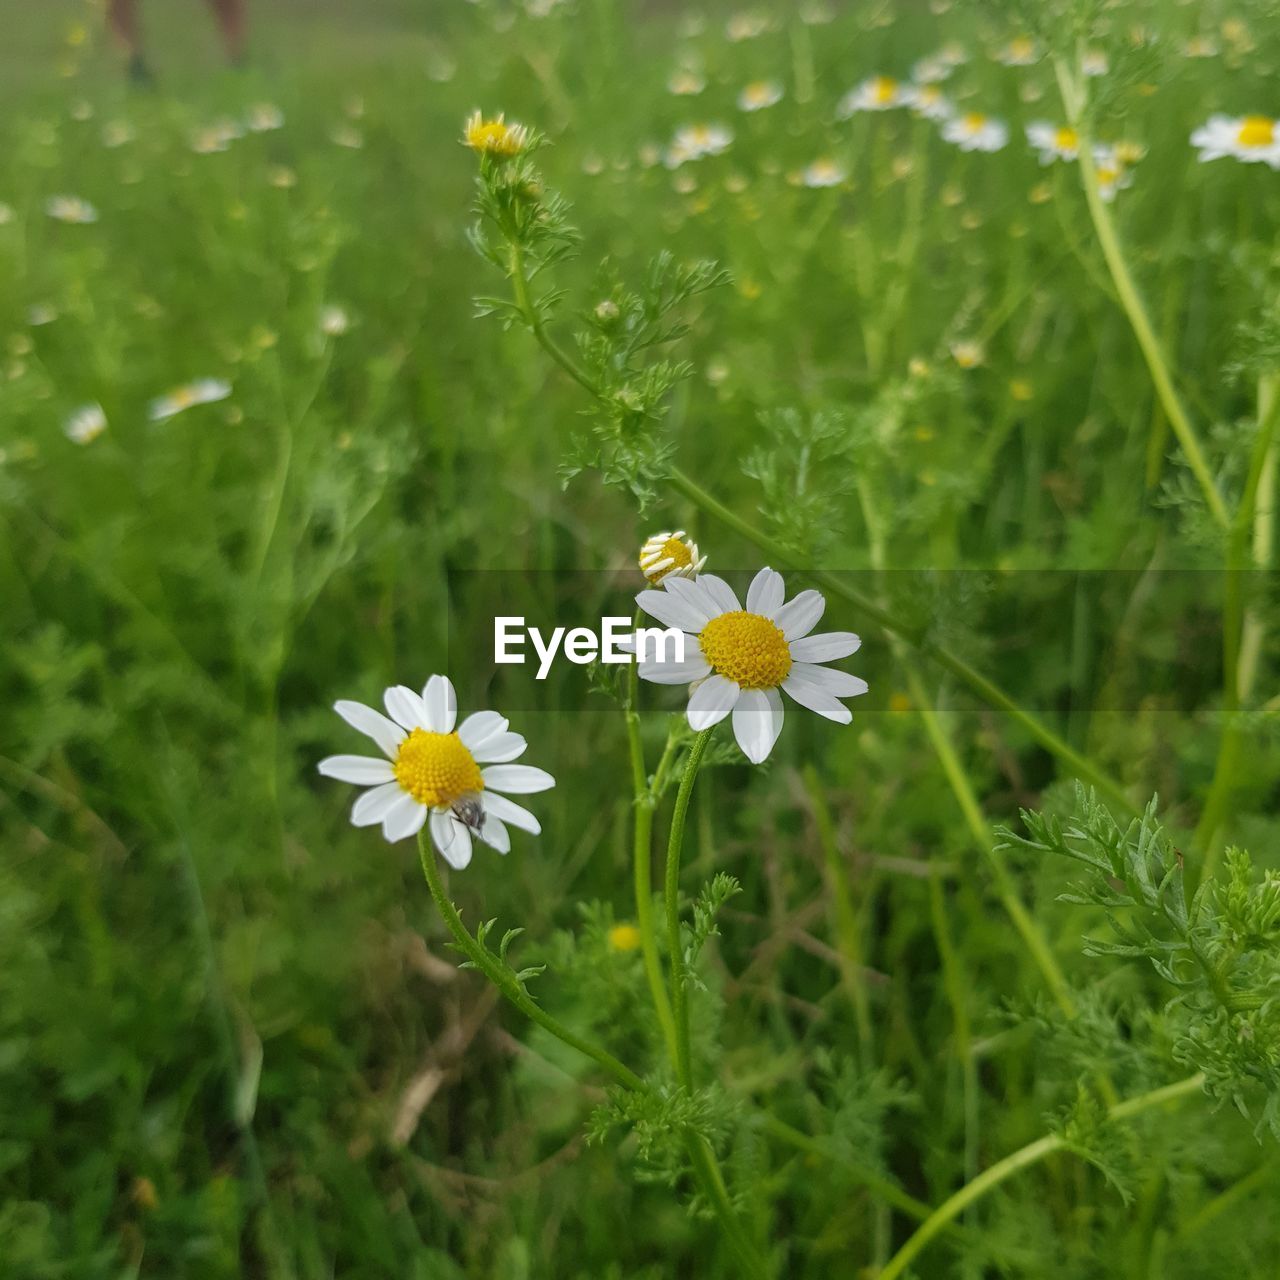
(2, 0, 1279, 1276)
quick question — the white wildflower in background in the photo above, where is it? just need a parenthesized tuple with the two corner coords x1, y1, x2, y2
(64, 403, 107, 445)
(331, 124, 364, 149)
(247, 103, 285, 132)
(907, 83, 953, 121)
(942, 112, 1009, 152)
(950, 340, 985, 368)
(1190, 115, 1280, 167)
(1092, 146, 1136, 201)
(726, 11, 769, 41)
(0, 203, 14, 226)
(995, 36, 1038, 66)
(737, 80, 783, 112)
(148, 378, 232, 422)
(318, 675, 554, 864)
(911, 53, 954, 84)
(1026, 121, 1081, 163)
(639, 530, 706, 584)
(634, 567, 866, 764)
(320, 305, 350, 337)
(837, 75, 907, 116)
(801, 158, 847, 187)
(45, 195, 98, 224)
(667, 69, 706, 96)
(1082, 49, 1109, 77)
(665, 123, 733, 167)
(101, 120, 136, 148)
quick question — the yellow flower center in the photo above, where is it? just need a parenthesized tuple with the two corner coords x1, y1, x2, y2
(698, 611, 792, 690)
(1054, 127, 1079, 151)
(963, 112, 987, 130)
(607, 923, 642, 951)
(1237, 116, 1275, 148)
(1009, 37, 1034, 58)
(642, 536, 694, 582)
(393, 729, 484, 807)
(465, 117, 525, 157)
(874, 76, 898, 104)
(1097, 165, 1119, 184)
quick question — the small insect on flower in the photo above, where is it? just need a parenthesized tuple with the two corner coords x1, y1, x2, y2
(906, 84, 954, 122)
(64, 403, 107, 445)
(634, 567, 866, 764)
(462, 110, 531, 159)
(994, 36, 1038, 66)
(837, 76, 906, 117)
(639, 530, 706, 584)
(148, 378, 232, 422)
(45, 195, 98, 224)
(318, 675, 554, 866)
(1026, 121, 1081, 163)
(737, 80, 783, 112)
(941, 112, 1009, 152)
(800, 158, 848, 188)
(1190, 115, 1280, 168)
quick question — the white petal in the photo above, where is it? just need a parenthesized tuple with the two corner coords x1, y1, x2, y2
(351, 781, 404, 826)
(637, 654, 712, 685)
(382, 793, 429, 842)
(458, 710, 508, 750)
(482, 764, 556, 794)
(697, 573, 741, 614)
(422, 675, 457, 733)
(687, 674, 740, 729)
(788, 631, 862, 663)
(472, 731, 526, 763)
(781, 672, 853, 723)
(384, 685, 432, 732)
(773, 589, 826, 639)
(431, 811, 473, 868)
(317, 754, 396, 784)
(636, 588, 708, 633)
(663, 575, 718, 626)
(334, 700, 405, 760)
(746, 567, 785, 615)
(479, 816, 510, 854)
(790, 662, 869, 698)
(482, 792, 540, 835)
(732, 687, 784, 764)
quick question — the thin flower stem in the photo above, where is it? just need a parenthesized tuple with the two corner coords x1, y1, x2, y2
(876, 1073, 1206, 1280)
(626, 623, 680, 1069)
(685, 1132, 770, 1279)
(416, 832, 647, 1093)
(1052, 58, 1229, 532)
(500, 235, 1134, 814)
(665, 727, 714, 1089)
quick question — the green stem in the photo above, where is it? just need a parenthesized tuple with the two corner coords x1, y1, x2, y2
(686, 1132, 770, 1279)
(665, 727, 714, 1088)
(876, 1074, 1205, 1280)
(1053, 58, 1229, 531)
(416, 832, 647, 1093)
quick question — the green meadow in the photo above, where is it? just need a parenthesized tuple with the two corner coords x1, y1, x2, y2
(2, 0, 1278, 1275)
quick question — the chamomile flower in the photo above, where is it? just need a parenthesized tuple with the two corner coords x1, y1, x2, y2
(911, 53, 955, 84)
(462, 110, 530, 158)
(738, 80, 783, 112)
(320, 304, 350, 336)
(607, 923, 642, 951)
(64, 403, 107, 445)
(665, 123, 733, 167)
(801, 158, 847, 187)
(950, 339, 985, 368)
(1092, 146, 1135, 201)
(634, 568, 866, 764)
(667, 69, 707, 96)
(318, 675, 554, 865)
(726, 11, 770, 41)
(907, 83, 954, 121)
(941, 111, 1009, 152)
(1190, 114, 1280, 167)
(1082, 49, 1109, 77)
(837, 75, 907, 116)
(1026, 121, 1081, 163)
(45, 195, 98, 224)
(246, 103, 285, 132)
(639, 530, 706, 583)
(330, 124, 364, 150)
(148, 378, 232, 421)
(995, 36, 1038, 66)
(101, 120, 135, 148)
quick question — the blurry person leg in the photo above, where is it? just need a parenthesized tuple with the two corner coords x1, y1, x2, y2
(206, 0, 248, 65)
(106, 0, 154, 82)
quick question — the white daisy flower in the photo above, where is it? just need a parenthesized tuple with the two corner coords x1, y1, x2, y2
(320, 304, 350, 336)
(995, 36, 1038, 66)
(634, 568, 866, 764)
(911, 54, 954, 85)
(1092, 145, 1135, 201)
(639, 530, 706, 583)
(950, 340, 985, 368)
(726, 11, 770, 41)
(906, 83, 954, 121)
(246, 103, 285, 132)
(667, 69, 706, 96)
(942, 111, 1009, 152)
(64, 403, 107, 445)
(318, 675, 554, 866)
(738, 80, 783, 112)
(45, 195, 98, 224)
(148, 378, 232, 421)
(1190, 114, 1280, 168)
(801, 158, 847, 187)
(1026, 121, 1081, 163)
(837, 75, 907, 117)
(665, 123, 733, 167)
(1082, 49, 1109, 77)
